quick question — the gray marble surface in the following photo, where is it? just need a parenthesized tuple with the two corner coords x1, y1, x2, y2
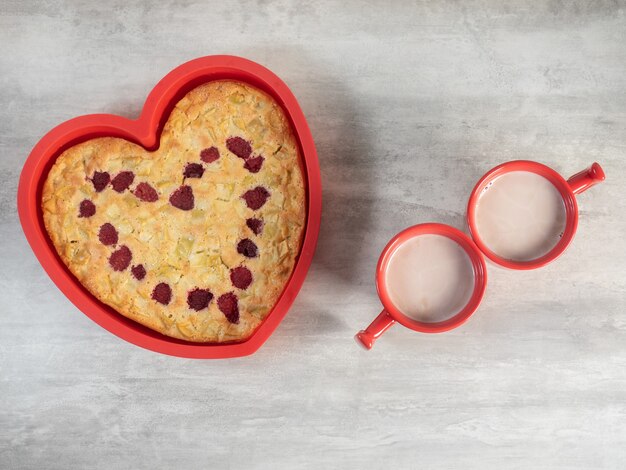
(2, 1, 626, 468)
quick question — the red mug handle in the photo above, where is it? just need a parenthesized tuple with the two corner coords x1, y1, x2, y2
(355, 310, 396, 350)
(567, 162, 605, 195)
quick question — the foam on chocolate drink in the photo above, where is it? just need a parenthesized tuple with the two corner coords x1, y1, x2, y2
(385, 235, 475, 323)
(475, 171, 566, 261)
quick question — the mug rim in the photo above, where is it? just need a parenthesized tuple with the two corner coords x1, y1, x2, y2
(375, 223, 488, 333)
(466, 160, 579, 270)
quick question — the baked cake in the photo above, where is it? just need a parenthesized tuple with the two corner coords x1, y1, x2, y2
(42, 80, 306, 342)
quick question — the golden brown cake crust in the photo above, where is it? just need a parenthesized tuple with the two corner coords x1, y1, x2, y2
(42, 80, 306, 342)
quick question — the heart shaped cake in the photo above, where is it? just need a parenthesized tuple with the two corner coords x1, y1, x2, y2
(42, 80, 305, 343)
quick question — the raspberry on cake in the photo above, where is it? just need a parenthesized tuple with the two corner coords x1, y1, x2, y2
(111, 171, 134, 192)
(78, 199, 96, 218)
(169, 185, 194, 210)
(91, 171, 110, 192)
(200, 146, 220, 163)
(243, 155, 264, 173)
(41, 80, 306, 343)
(246, 218, 263, 235)
(133, 182, 159, 202)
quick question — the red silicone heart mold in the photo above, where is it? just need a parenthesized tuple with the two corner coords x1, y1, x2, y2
(17, 55, 322, 359)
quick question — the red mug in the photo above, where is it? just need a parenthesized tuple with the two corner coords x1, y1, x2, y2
(355, 223, 488, 349)
(467, 161, 605, 270)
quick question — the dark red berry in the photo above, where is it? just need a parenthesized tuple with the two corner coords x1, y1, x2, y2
(183, 163, 205, 178)
(98, 223, 118, 246)
(91, 171, 110, 192)
(242, 186, 270, 210)
(226, 136, 252, 159)
(133, 182, 158, 202)
(131, 264, 146, 280)
(109, 245, 132, 271)
(217, 292, 239, 324)
(243, 155, 264, 173)
(169, 185, 194, 211)
(200, 146, 220, 163)
(78, 199, 96, 218)
(246, 218, 263, 235)
(230, 266, 252, 290)
(111, 171, 135, 192)
(187, 288, 213, 311)
(237, 239, 258, 258)
(152, 282, 172, 305)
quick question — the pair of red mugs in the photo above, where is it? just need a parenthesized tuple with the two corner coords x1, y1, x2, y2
(356, 160, 605, 349)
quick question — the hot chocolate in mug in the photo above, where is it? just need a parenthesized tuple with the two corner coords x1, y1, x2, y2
(355, 223, 487, 349)
(467, 161, 605, 270)
(356, 161, 605, 349)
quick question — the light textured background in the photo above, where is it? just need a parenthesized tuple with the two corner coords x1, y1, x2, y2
(1, 1, 625, 468)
